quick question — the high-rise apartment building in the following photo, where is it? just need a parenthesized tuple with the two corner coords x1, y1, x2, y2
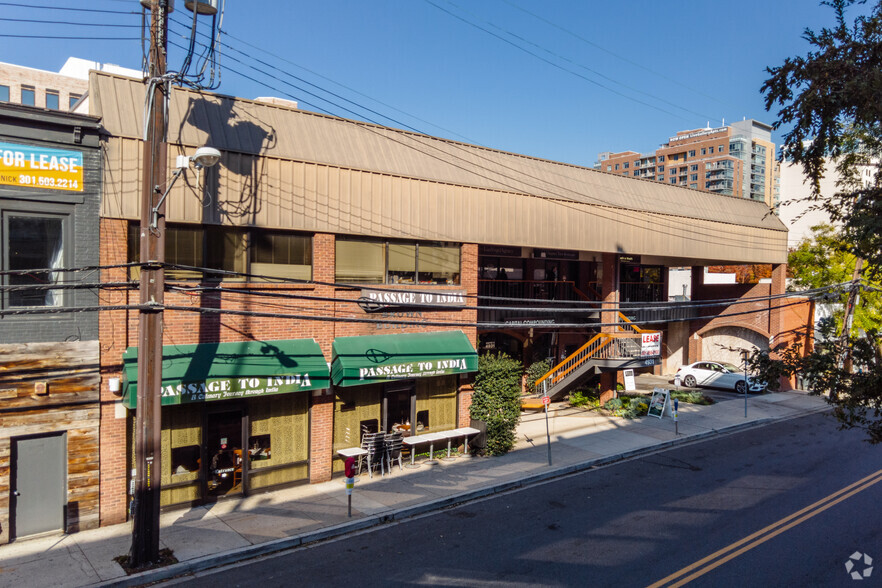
(596, 119, 780, 209)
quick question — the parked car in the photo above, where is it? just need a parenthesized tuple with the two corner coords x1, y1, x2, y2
(675, 361, 767, 394)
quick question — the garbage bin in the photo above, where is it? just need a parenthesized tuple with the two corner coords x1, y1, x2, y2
(469, 418, 487, 454)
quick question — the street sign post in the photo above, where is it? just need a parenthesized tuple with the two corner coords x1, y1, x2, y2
(543, 392, 552, 466)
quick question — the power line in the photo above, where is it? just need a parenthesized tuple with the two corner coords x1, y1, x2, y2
(0, 2, 137, 13)
(164, 23, 785, 251)
(431, 0, 719, 123)
(0, 17, 140, 27)
(0, 33, 137, 39)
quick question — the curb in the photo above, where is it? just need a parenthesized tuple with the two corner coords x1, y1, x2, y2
(97, 406, 829, 587)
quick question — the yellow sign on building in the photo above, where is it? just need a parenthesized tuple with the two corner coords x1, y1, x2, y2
(0, 142, 84, 192)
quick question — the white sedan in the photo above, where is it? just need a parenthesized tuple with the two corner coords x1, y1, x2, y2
(675, 361, 767, 394)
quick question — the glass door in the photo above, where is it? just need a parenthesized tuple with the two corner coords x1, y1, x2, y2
(384, 383, 415, 434)
(204, 409, 244, 499)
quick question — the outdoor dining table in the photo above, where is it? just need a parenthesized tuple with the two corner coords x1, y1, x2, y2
(336, 446, 368, 474)
(403, 432, 445, 468)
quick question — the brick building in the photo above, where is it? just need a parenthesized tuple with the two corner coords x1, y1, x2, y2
(0, 103, 103, 542)
(596, 120, 780, 209)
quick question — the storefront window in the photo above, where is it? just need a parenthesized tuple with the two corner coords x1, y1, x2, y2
(248, 394, 309, 490)
(415, 375, 457, 433)
(332, 384, 382, 473)
(160, 404, 202, 507)
(171, 445, 200, 474)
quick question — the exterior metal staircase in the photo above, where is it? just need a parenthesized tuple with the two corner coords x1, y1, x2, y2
(532, 313, 662, 401)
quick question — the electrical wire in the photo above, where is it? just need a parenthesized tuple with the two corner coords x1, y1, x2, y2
(0, 2, 137, 13)
(0, 17, 140, 26)
(164, 30, 785, 250)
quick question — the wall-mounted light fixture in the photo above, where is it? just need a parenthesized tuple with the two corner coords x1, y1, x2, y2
(108, 377, 121, 395)
(151, 145, 222, 228)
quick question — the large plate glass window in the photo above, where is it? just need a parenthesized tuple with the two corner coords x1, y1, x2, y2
(3, 212, 67, 308)
(336, 237, 460, 285)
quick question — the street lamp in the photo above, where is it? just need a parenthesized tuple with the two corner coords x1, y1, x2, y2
(150, 146, 221, 227)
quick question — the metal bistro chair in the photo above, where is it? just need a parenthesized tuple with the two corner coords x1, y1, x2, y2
(384, 431, 404, 473)
(360, 432, 386, 478)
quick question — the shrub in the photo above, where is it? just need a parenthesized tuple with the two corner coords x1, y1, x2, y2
(671, 390, 714, 405)
(569, 390, 590, 407)
(603, 398, 623, 411)
(524, 359, 553, 395)
(470, 352, 523, 455)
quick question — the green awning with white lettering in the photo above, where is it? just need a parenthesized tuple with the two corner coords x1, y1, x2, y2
(331, 331, 478, 387)
(122, 339, 330, 408)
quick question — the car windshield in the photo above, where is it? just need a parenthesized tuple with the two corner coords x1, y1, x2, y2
(719, 363, 741, 372)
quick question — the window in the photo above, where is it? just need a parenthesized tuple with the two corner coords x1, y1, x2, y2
(691, 174, 698, 181)
(690, 164, 698, 171)
(336, 237, 460, 285)
(688, 150, 696, 157)
(669, 168, 675, 174)
(623, 171, 628, 176)
(719, 144, 725, 153)
(606, 165, 611, 171)
(671, 154, 678, 161)
(669, 178, 676, 184)
(656, 176, 663, 181)
(614, 163, 619, 171)
(69, 94, 82, 110)
(708, 146, 714, 154)
(248, 434, 272, 463)
(658, 165, 664, 172)
(701, 148, 707, 155)
(21, 86, 35, 106)
(128, 223, 310, 281)
(0, 85, 8, 102)
(46, 90, 59, 110)
(690, 183, 698, 189)
(4, 212, 67, 307)
(171, 445, 201, 475)
(658, 155, 665, 162)
(623, 162, 629, 169)
(250, 231, 312, 280)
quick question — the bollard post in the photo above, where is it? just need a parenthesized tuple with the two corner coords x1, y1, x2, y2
(344, 456, 357, 517)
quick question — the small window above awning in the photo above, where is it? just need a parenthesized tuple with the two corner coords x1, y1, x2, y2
(331, 331, 478, 387)
(123, 339, 330, 408)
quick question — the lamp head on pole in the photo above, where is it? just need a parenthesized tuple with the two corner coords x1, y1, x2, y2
(191, 146, 221, 169)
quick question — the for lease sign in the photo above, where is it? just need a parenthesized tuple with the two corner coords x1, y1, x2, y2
(0, 142, 84, 192)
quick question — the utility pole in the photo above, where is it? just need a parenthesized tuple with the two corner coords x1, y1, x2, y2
(838, 256, 864, 388)
(131, 0, 169, 568)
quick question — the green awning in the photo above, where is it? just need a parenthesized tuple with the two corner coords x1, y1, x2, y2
(331, 331, 478, 387)
(123, 339, 330, 408)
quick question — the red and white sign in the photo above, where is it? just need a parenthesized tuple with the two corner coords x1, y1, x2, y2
(641, 332, 661, 356)
(542, 396, 551, 405)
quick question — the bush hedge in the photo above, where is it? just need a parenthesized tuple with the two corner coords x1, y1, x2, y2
(470, 352, 523, 455)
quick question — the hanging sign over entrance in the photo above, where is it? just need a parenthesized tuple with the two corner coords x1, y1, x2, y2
(0, 142, 84, 192)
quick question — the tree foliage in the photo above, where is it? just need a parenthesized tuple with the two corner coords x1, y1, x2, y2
(789, 224, 882, 333)
(470, 352, 522, 455)
(759, 0, 882, 442)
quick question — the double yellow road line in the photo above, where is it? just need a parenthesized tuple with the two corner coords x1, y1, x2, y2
(648, 468, 882, 587)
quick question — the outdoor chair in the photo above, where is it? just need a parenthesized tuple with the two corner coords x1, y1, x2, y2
(384, 431, 404, 473)
(360, 432, 386, 478)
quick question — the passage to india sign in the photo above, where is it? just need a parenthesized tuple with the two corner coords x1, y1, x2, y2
(0, 142, 84, 192)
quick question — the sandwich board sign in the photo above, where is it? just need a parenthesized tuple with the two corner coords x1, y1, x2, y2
(648, 388, 669, 419)
(623, 369, 636, 391)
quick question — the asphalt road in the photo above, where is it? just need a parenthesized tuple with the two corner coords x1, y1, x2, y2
(168, 411, 882, 587)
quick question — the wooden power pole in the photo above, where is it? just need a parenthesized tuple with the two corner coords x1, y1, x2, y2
(131, 0, 169, 568)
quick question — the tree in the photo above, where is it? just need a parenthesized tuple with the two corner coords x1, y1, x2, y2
(789, 224, 882, 334)
(760, 0, 882, 442)
(470, 352, 522, 455)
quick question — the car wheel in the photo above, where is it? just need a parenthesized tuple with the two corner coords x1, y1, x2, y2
(683, 375, 697, 387)
(735, 380, 747, 394)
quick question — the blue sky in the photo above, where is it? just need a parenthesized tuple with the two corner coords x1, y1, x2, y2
(1, 1, 863, 168)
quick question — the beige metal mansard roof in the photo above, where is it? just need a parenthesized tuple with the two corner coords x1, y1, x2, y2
(91, 72, 788, 265)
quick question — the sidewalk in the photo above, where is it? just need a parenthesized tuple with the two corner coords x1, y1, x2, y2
(0, 382, 828, 588)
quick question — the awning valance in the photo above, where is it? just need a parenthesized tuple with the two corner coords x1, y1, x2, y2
(123, 339, 330, 408)
(331, 331, 478, 387)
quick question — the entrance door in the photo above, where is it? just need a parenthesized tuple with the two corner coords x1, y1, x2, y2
(12, 433, 66, 539)
(204, 410, 244, 499)
(384, 383, 415, 433)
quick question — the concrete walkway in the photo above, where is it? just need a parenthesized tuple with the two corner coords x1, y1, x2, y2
(0, 381, 828, 587)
